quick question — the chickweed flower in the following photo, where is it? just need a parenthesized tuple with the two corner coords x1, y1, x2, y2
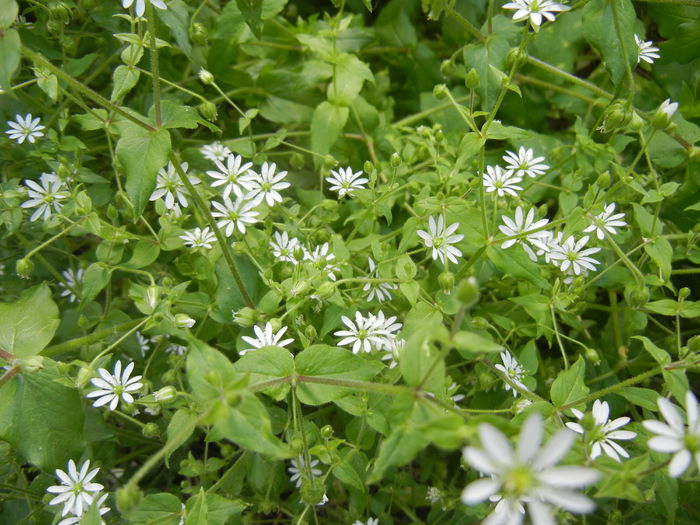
(86, 360, 143, 411)
(502, 0, 570, 32)
(5, 113, 45, 144)
(417, 215, 464, 266)
(643, 391, 700, 478)
(380, 338, 404, 369)
(240, 322, 294, 355)
(180, 227, 217, 249)
(353, 519, 379, 525)
(635, 34, 660, 64)
(57, 493, 110, 525)
(502, 146, 549, 178)
(122, 0, 167, 18)
(326, 167, 368, 198)
(288, 456, 322, 488)
(211, 195, 259, 236)
(46, 459, 104, 517)
(304, 242, 339, 281)
(270, 231, 302, 264)
(206, 154, 255, 199)
(483, 165, 523, 197)
(136, 332, 150, 357)
(566, 400, 637, 462)
(494, 350, 528, 397)
(21, 173, 69, 222)
(363, 257, 397, 303)
(247, 162, 290, 207)
(498, 206, 550, 261)
(149, 161, 199, 210)
(58, 268, 84, 303)
(335, 311, 400, 354)
(461, 413, 600, 524)
(548, 235, 601, 276)
(200, 142, 231, 163)
(583, 203, 627, 240)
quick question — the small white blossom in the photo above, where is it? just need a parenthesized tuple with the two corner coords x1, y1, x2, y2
(426, 486, 442, 505)
(635, 34, 660, 64)
(57, 493, 110, 525)
(417, 215, 464, 266)
(122, 0, 167, 18)
(381, 338, 404, 369)
(149, 162, 199, 210)
(58, 268, 84, 303)
(448, 381, 465, 406)
(353, 519, 379, 525)
(326, 167, 368, 198)
(304, 242, 339, 281)
(21, 173, 69, 222)
(498, 206, 550, 261)
(461, 412, 600, 524)
(165, 344, 187, 356)
(502, 0, 570, 31)
(5, 113, 45, 144)
(535, 230, 564, 264)
(363, 258, 397, 303)
(180, 227, 217, 249)
(643, 391, 700, 478)
(136, 332, 150, 357)
(566, 400, 637, 462)
(211, 195, 259, 236)
(86, 361, 143, 411)
(246, 162, 290, 207)
(483, 165, 523, 197)
(287, 457, 322, 488)
(206, 154, 255, 199)
(270, 231, 302, 264)
(549, 235, 601, 276)
(583, 203, 627, 240)
(494, 350, 528, 397)
(658, 98, 679, 120)
(200, 142, 231, 162)
(502, 147, 549, 178)
(46, 460, 104, 517)
(240, 322, 294, 355)
(335, 311, 400, 354)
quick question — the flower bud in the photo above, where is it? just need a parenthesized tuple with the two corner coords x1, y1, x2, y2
(16, 258, 33, 279)
(418, 125, 432, 138)
(505, 47, 527, 69)
(435, 129, 445, 142)
(438, 271, 455, 294)
(688, 335, 700, 354)
(154, 385, 177, 402)
(198, 101, 218, 121)
(599, 100, 631, 133)
(233, 307, 258, 327)
(651, 99, 678, 130)
(456, 276, 480, 308)
(628, 286, 649, 308)
(198, 68, 214, 86)
(116, 484, 142, 514)
(390, 152, 402, 167)
(290, 152, 305, 170)
(363, 160, 374, 174)
(174, 313, 196, 329)
(189, 22, 208, 45)
(15, 355, 45, 374)
(595, 171, 610, 188)
(628, 111, 644, 132)
(142, 422, 160, 438)
(321, 424, 334, 439)
(433, 84, 448, 100)
(289, 280, 309, 298)
(584, 347, 601, 365)
(314, 281, 336, 301)
(678, 287, 691, 301)
(304, 324, 317, 342)
(324, 155, 338, 168)
(226, 389, 242, 407)
(145, 285, 160, 311)
(300, 482, 327, 506)
(465, 68, 480, 89)
(440, 59, 456, 77)
(49, 2, 71, 24)
(471, 316, 489, 330)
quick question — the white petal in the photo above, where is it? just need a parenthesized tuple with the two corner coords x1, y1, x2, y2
(533, 429, 575, 470)
(461, 478, 501, 504)
(479, 424, 513, 463)
(669, 449, 692, 477)
(658, 397, 683, 432)
(648, 436, 683, 453)
(527, 499, 555, 525)
(537, 488, 596, 514)
(518, 412, 543, 462)
(538, 466, 600, 488)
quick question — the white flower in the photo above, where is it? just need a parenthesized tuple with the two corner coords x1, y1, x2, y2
(417, 215, 464, 266)
(659, 98, 679, 120)
(180, 227, 217, 249)
(136, 332, 150, 357)
(426, 486, 442, 505)
(86, 361, 143, 411)
(448, 381, 465, 406)
(165, 343, 187, 356)
(58, 268, 84, 303)
(483, 165, 523, 197)
(5, 113, 45, 144)
(353, 519, 379, 525)
(494, 350, 528, 397)
(122, 0, 167, 17)
(381, 338, 404, 369)
(57, 493, 110, 525)
(304, 242, 339, 281)
(643, 391, 700, 478)
(363, 258, 397, 303)
(498, 206, 550, 261)
(335, 311, 398, 354)
(502, 147, 549, 178)
(246, 162, 290, 207)
(326, 167, 368, 198)
(149, 161, 199, 210)
(206, 154, 255, 199)
(287, 456, 322, 488)
(548, 235, 601, 275)
(200, 142, 231, 162)
(502, 0, 570, 31)
(535, 230, 564, 264)
(566, 400, 637, 462)
(270, 231, 302, 264)
(46, 460, 104, 517)
(635, 34, 660, 64)
(583, 203, 627, 240)
(21, 173, 69, 222)
(461, 412, 601, 524)
(240, 322, 294, 355)
(174, 313, 195, 328)
(368, 310, 402, 348)
(211, 195, 259, 236)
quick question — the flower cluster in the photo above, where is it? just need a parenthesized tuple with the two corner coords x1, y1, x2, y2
(483, 147, 549, 198)
(335, 311, 402, 354)
(363, 257, 397, 303)
(46, 459, 110, 524)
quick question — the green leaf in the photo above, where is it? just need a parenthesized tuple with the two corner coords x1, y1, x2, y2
(124, 493, 182, 525)
(399, 305, 446, 392)
(327, 53, 374, 105)
(232, 346, 294, 400)
(236, 0, 263, 37)
(213, 256, 262, 323)
(0, 0, 18, 29)
(452, 331, 503, 354)
(124, 240, 161, 269)
(486, 246, 550, 290)
(0, 28, 20, 92)
(550, 356, 588, 409)
(643, 238, 672, 282)
(158, 0, 193, 59)
(295, 345, 384, 405)
(333, 449, 367, 492)
(582, 0, 637, 86)
(185, 489, 245, 525)
(111, 65, 141, 101)
(633, 336, 671, 365)
(0, 359, 84, 470)
(185, 488, 208, 525)
(82, 262, 112, 303)
(0, 284, 59, 358)
(165, 409, 198, 466)
(618, 387, 660, 412)
(152, 100, 201, 130)
(186, 339, 240, 402)
(310, 101, 349, 162)
(116, 123, 171, 216)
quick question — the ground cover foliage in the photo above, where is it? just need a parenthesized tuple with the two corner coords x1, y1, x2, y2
(0, 0, 699, 523)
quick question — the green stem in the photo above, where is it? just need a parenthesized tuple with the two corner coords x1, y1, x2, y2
(525, 55, 612, 100)
(42, 319, 145, 357)
(444, 4, 487, 43)
(393, 96, 470, 128)
(146, 2, 162, 127)
(610, 0, 635, 98)
(170, 154, 254, 309)
(0, 367, 19, 389)
(550, 305, 570, 369)
(604, 230, 645, 284)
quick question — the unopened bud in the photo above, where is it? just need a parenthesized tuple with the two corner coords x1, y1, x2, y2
(142, 422, 160, 438)
(440, 59, 455, 77)
(324, 155, 338, 168)
(456, 276, 480, 308)
(600, 100, 630, 133)
(465, 68, 480, 89)
(198, 101, 218, 121)
(315, 281, 336, 301)
(585, 347, 601, 365)
(435, 129, 444, 142)
(174, 313, 195, 329)
(651, 99, 678, 130)
(290, 152, 305, 170)
(628, 286, 649, 308)
(16, 258, 33, 279)
(189, 22, 208, 45)
(433, 84, 448, 100)
(390, 152, 401, 167)
(679, 287, 691, 301)
(304, 324, 317, 341)
(49, 2, 71, 24)
(300, 482, 326, 507)
(438, 271, 455, 294)
(116, 484, 142, 514)
(198, 68, 214, 85)
(596, 171, 610, 188)
(233, 307, 258, 327)
(154, 385, 177, 402)
(321, 424, 334, 439)
(363, 160, 374, 174)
